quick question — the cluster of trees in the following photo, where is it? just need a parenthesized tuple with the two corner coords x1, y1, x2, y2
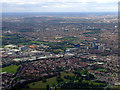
(2, 34, 30, 45)
(60, 69, 107, 89)
(61, 80, 106, 89)
(12, 73, 58, 89)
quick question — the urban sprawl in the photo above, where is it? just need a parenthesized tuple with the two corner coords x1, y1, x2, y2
(1, 13, 120, 89)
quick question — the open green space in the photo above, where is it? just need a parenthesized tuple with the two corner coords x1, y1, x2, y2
(112, 86, 120, 89)
(23, 70, 107, 89)
(56, 37, 77, 41)
(2, 65, 20, 74)
(2, 34, 30, 45)
(61, 72, 74, 79)
(96, 69, 103, 72)
(26, 72, 74, 88)
(29, 41, 52, 45)
(71, 40, 84, 43)
(28, 77, 57, 88)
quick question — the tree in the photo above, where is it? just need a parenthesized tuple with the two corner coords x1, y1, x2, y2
(42, 77, 47, 82)
(46, 85, 49, 90)
(58, 72, 61, 78)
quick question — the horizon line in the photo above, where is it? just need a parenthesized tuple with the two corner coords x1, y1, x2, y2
(1, 11, 118, 13)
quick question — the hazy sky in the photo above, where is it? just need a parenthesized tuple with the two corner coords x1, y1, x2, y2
(1, 0, 119, 12)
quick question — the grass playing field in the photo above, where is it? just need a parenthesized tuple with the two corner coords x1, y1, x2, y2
(2, 65, 20, 74)
(27, 72, 74, 88)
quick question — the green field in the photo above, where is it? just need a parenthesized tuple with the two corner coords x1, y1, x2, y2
(28, 77, 57, 88)
(27, 72, 74, 88)
(71, 40, 84, 44)
(112, 86, 120, 89)
(2, 65, 20, 74)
